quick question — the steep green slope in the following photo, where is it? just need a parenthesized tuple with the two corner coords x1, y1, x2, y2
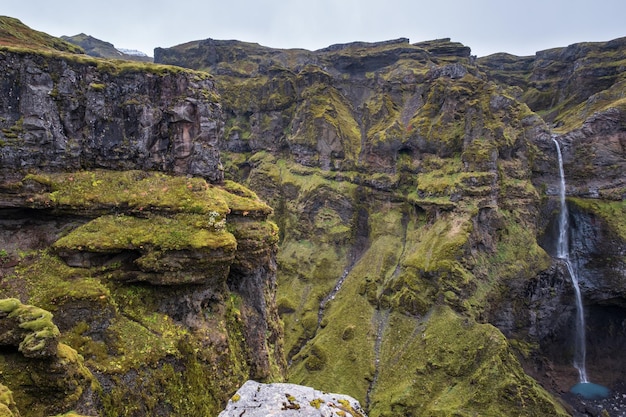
(157, 38, 575, 416)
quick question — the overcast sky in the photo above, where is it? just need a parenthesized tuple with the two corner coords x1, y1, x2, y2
(3, 0, 626, 58)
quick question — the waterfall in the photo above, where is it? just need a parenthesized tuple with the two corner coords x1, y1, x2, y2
(552, 138, 589, 384)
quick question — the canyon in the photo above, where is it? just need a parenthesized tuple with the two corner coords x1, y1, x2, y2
(1, 16, 625, 417)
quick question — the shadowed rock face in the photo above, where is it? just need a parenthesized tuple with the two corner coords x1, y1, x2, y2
(0, 50, 223, 182)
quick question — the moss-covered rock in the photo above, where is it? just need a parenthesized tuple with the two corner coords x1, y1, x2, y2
(0, 168, 284, 417)
(157, 34, 597, 416)
(0, 383, 20, 417)
(0, 298, 60, 358)
(0, 299, 98, 417)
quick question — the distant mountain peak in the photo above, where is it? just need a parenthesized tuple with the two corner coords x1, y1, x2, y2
(62, 33, 152, 61)
(116, 47, 149, 57)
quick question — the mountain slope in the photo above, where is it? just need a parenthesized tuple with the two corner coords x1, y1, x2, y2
(0, 16, 82, 53)
(62, 33, 152, 61)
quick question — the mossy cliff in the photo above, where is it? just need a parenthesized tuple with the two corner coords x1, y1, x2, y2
(480, 37, 626, 203)
(0, 18, 284, 417)
(0, 170, 284, 417)
(153, 37, 626, 416)
(0, 298, 97, 417)
(2, 15, 626, 416)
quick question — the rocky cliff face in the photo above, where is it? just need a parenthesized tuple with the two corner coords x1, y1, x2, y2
(478, 37, 626, 127)
(2, 15, 626, 416)
(0, 19, 284, 417)
(0, 49, 222, 183)
(156, 35, 626, 416)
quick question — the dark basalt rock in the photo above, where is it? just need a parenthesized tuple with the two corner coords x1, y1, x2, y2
(0, 50, 223, 183)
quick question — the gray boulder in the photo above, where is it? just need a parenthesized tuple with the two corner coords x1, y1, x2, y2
(218, 380, 367, 417)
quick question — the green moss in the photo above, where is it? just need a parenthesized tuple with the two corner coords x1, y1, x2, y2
(228, 219, 279, 250)
(27, 170, 231, 214)
(89, 82, 106, 91)
(369, 306, 569, 417)
(53, 213, 237, 253)
(285, 206, 411, 402)
(366, 93, 402, 143)
(0, 298, 20, 313)
(1, 117, 23, 140)
(290, 84, 362, 162)
(302, 343, 329, 371)
(469, 209, 551, 316)
(402, 213, 471, 275)
(91, 284, 249, 417)
(461, 137, 497, 169)
(0, 16, 83, 53)
(0, 312, 97, 417)
(416, 155, 464, 196)
(0, 43, 210, 78)
(0, 383, 18, 417)
(7, 251, 109, 312)
(24, 170, 273, 220)
(2, 245, 257, 415)
(569, 198, 626, 241)
(0, 298, 60, 355)
(309, 398, 324, 409)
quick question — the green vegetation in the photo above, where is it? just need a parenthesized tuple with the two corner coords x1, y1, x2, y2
(0, 16, 83, 53)
(0, 383, 19, 417)
(0, 166, 283, 416)
(53, 214, 236, 253)
(207, 34, 575, 414)
(25, 170, 270, 216)
(1, 117, 24, 141)
(369, 306, 569, 417)
(5, 24, 619, 416)
(0, 298, 60, 356)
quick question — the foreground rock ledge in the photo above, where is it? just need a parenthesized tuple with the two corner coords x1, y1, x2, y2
(218, 380, 367, 417)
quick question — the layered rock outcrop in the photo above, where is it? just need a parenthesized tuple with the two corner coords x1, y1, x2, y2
(0, 170, 284, 417)
(0, 18, 284, 417)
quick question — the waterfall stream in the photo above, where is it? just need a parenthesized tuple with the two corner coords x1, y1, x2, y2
(553, 138, 612, 400)
(552, 138, 589, 384)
